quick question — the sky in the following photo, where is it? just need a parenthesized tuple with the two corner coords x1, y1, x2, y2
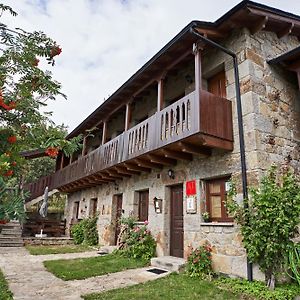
(1, 0, 300, 132)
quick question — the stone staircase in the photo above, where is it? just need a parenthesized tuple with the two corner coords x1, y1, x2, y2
(0, 220, 24, 247)
(150, 256, 186, 272)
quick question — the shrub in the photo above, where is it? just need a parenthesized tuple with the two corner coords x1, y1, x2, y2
(215, 277, 300, 300)
(71, 217, 98, 246)
(117, 217, 156, 261)
(226, 166, 300, 286)
(186, 243, 213, 279)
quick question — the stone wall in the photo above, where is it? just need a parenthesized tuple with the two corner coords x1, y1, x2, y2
(64, 27, 300, 281)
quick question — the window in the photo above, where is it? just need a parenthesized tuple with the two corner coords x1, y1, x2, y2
(90, 198, 98, 217)
(138, 190, 149, 222)
(206, 177, 232, 222)
(74, 201, 80, 220)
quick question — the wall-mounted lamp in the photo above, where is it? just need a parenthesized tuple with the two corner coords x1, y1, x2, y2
(168, 169, 175, 179)
(153, 197, 163, 214)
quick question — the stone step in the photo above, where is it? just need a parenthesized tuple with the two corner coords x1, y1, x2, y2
(151, 256, 186, 273)
(1, 228, 22, 233)
(98, 245, 117, 254)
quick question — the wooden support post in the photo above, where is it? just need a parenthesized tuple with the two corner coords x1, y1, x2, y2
(157, 78, 164, 112)
(82, 136, 87, 156)
(102, 121, 107, 145)
(193, 43, 202, 93)
(125, 102, 131, 131)
(60, 153, 64, 169)
(297, 71, 300, 90)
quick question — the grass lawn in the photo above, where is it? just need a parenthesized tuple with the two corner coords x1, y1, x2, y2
(44, 254, 148, 281)
(26, 244, 95, 255)
(82, 273, 240, 300)
(0, 269, 13, 300)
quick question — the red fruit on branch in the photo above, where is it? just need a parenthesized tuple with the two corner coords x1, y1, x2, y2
(50, 46, 62, 58)
(3, 170, 13, 177)
(32, 58, 39, 66)
(7, 135, 17, 144)
(45, 147, 59, 158)
(11, 161, 17, 167)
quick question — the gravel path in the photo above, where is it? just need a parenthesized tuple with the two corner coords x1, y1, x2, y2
(0, 247, 169, 300)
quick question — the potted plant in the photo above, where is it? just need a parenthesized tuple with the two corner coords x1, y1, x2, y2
(202, 212, 210, 223)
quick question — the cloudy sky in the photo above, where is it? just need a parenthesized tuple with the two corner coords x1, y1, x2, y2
(1, 0, 300, 132)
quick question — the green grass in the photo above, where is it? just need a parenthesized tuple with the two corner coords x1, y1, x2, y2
(44, 254, 148, 281)
(26, 244, 95, 255)
(0, 269, 13, 300)
(82, 273, 240, 300)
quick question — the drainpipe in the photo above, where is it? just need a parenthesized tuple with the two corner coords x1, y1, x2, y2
(190, 27, 253, 282)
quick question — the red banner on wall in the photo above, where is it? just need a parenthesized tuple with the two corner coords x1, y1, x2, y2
(186, 180, 196, 196)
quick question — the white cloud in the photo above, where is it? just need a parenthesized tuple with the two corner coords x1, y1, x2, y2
(1, 0, 300, 132)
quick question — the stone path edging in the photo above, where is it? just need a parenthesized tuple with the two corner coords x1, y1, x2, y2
(0, 247, 169, 300)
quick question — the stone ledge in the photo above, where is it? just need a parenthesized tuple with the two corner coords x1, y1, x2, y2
(200, 222, 234, 227)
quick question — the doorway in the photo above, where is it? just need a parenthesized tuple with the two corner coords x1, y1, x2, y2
(113, 194, 123, 245)
(170, 184, 184, 258)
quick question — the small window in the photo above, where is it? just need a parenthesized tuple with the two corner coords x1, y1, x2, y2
(74, 201, 80, 220)
(138, 190, 149, 222)
(206, 177, 232, 222)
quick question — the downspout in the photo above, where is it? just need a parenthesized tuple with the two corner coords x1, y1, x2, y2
(190, 27, 253, 281)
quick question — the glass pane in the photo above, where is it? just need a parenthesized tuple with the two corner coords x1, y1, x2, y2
(209, 183, 220, 193)
(211, 196, 222, 218)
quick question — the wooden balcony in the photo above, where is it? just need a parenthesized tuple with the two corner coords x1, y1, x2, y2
(25, 90, 233, 201)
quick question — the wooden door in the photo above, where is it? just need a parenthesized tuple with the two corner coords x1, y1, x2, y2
(114, 194, 123, 245)
(138, 190, 149, 222)
(208, 70, 226, 98)
(74, 201, 80, 220)
(170, 185, 184, 258)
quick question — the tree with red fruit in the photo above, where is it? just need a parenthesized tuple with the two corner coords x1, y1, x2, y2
(0, 4, 81, 221)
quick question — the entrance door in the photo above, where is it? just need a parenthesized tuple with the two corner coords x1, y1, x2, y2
(170, 185, 184, 258)
(208, 70, 226, 98)
(138, 190, 149, 222)
(114, 194, 123, 245)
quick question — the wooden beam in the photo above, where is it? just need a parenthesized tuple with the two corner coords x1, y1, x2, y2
(82, 135, 87, 156)
(197, 134, 233, 151)
(134, 159, 163, 169)
(125, 102, 131, 131)
(102, 121, 107, 145)
(157, 78, 164, 112)
(148, 154, 176, 166)
(104, 170, 123, 180)
(162, 149, 193, 161)
(124, 163, 151, 173)
(249, 15, 268, 35)
(287, 60, 300, 71)
(115, 166, 139, 175)
(277, 23, 294, 38)
(60, 154, 64, 170)
(193, 43, 202, 94)
(179, 142, 211, 156)
(195, 27, 227, 39)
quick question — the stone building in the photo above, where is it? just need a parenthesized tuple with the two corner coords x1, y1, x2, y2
(26, 0, 300, 279)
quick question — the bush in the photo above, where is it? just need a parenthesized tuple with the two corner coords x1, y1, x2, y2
(117, 217, 156, 261)
(186, 243, 213, 279)
(71, 217, 98, 246)
(215, 277, 300, 300)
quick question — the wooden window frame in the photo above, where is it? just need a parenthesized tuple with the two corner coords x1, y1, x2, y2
(206, 177, 232, 222)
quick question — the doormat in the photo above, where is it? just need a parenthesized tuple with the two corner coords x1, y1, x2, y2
(146, 268, 168, 275)
(97, 251, 108, 256)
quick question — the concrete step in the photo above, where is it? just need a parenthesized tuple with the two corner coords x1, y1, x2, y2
(98, 245, 118, 254)
(151, 256, 186, 273)
(0, 243, 23, 247)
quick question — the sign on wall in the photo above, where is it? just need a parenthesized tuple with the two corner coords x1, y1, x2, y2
(186, 180, 196, 196)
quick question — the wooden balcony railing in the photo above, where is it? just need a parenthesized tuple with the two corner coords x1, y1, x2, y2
(25, 90, 233, 201)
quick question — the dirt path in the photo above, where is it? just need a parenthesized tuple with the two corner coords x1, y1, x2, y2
(0, 247, 168, 300)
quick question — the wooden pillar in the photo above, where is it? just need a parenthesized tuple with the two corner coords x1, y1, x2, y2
(102, 121, 107, 145)
(125, 102, 131, 131)
(157, 77, 164, 112)
(82, 135, 87, 156)
(60, 153, 64, 169)
(193, 42, 202, 93)
(69, 153, 73, 164)
(297, 71, 300, 90)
